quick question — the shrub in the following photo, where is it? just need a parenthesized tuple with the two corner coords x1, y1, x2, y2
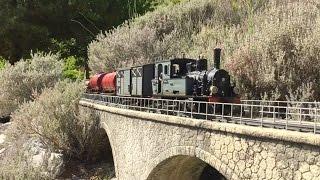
(0, 56, 6, 70)
(11, 80, 103, 161)
(63, 56, 84, 80)
(0, 52, 63, 117)
(88, 0, 320, 101)
(225, 1, 320, 101)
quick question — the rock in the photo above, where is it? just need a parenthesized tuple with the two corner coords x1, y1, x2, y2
(310, 165, 320, 177)
(276, 160, 289, 170)
(32, 151, 46, 167)
(299, 163, 310, 173)
(302, 171, 313, 180)
(0, 122, 64, 178)
(243, 168, 252, 178)
(293, 171, 302, 180)
(48, 153, 64, 177)
(0, 134, 6, 144)
(260, 160, 267, 170)
(0, 122, 11, 132)
(26, 138, 65, 177)
(237, 160, 246, 172)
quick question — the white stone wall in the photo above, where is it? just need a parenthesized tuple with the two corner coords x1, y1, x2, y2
(80, 100, 320, 180)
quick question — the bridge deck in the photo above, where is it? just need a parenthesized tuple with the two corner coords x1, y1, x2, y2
(82, 93, 320, 134)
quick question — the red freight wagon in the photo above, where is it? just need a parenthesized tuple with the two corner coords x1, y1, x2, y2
(88, 73, 106, 92)
(101, 72, 116, 94)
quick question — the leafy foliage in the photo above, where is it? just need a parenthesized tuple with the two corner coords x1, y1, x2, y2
(89, 0, 320, 101)
(63, 56, 84, 80)
(0, 56, 6, 70)
(0, 52, 63, 117)
(153, 0, 186, 6)
(0, 0, 155, 64)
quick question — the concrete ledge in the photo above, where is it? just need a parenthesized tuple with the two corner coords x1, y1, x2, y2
(79, 100, 320, 147)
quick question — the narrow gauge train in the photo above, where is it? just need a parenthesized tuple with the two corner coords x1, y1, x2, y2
(87, 48, 240, 106)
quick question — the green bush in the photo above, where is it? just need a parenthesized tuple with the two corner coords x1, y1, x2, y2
(152, 0, 186, 7)
(0, 52, 63, 117)
(0, 56, 6, 70)
(63, 56, 84, 80)
(88, 0, 320, 101)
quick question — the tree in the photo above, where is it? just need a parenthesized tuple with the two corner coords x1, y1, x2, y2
(0, 0, 155, 65)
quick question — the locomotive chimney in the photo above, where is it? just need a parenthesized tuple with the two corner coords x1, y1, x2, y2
(214, 48, 221, 69)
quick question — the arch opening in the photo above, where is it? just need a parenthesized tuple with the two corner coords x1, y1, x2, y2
(87, 128, 116, 178)
(147, 155, 226, 180)
(60, 128, 116, 178)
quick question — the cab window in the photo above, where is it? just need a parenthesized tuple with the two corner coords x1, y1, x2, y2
(164, 65, 168, 75)
(171, 64, 180, 78)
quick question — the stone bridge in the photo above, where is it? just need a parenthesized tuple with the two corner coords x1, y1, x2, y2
(79, 99, 320, 180)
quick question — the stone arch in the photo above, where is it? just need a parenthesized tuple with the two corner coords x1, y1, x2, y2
(100, 121, 119, 178)
(147, 155, 226, 180)
(144, 146, 237, 180)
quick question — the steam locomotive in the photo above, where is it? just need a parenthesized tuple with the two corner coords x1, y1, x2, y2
(87, 48, 240, 104)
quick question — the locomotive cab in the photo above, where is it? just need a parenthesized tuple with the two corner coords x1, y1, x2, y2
(152, 58, 198, 97)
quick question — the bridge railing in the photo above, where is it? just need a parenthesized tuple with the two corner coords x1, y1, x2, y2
(82, 93, 320, 134)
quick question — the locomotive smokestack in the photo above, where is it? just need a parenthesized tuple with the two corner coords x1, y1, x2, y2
(214, 48, 221, 69)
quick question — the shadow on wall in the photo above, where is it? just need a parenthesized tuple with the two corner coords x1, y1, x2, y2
(93, 128, 115, 164)
(147, 155, 226, 180)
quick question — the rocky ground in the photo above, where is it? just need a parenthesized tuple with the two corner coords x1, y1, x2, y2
(0, 121, 64, 178)
(0, 121, 114, 179)
(59, 161, 115, 179)
(0, 122, 10, 157)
